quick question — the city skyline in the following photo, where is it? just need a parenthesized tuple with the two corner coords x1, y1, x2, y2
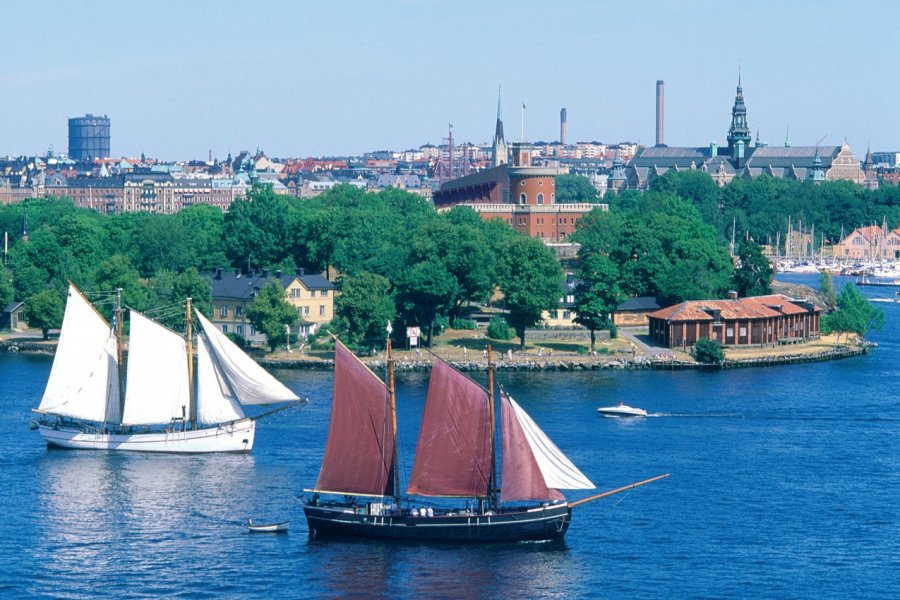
(1, 1, 898, 160)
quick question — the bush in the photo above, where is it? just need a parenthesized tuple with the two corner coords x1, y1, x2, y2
(608, 322, 618, 339)
(692, 338, 724, 364)
(486, 317, 513, 340)
(452, 317, 478, 330)
(225, 332, 246, 348)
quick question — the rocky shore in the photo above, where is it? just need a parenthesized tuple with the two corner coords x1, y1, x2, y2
(3, 337, 872, 372)
(257, 343, 870, 372)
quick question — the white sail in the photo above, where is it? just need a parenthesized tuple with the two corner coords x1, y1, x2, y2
(196, 336, 245, 424)
(38, 285, 121, 424)
(121, 311, 191, 426)
(194, 310, 298, 405)
(505, 393, 595, 490)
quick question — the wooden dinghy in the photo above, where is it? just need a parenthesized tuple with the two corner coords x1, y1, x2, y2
(248, 519, 289, 533)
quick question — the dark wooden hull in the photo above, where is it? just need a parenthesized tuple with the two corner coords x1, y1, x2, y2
(303, 502, 571, 542)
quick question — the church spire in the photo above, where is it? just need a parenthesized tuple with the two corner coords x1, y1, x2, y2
(727, 73, 752, 165)
(491, 85, 508, 167)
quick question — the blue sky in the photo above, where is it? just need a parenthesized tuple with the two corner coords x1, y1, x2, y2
(1, 1, 897, 160)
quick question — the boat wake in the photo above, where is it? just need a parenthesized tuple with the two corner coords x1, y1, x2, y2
(645, 412, 899, 422)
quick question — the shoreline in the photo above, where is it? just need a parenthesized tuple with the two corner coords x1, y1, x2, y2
(1, 338, 871, 371)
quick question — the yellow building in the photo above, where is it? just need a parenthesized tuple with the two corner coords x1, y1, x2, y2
(208, 268, 334, 344)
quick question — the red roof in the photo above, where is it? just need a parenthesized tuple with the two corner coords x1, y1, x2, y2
(648, 294, 820, 322)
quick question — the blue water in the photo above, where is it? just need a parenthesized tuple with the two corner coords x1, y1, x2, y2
(1, 274, 898, 598)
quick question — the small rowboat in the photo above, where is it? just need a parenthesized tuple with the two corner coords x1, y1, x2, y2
(248, 519, 289, 533)
(597, 402, 648, 418)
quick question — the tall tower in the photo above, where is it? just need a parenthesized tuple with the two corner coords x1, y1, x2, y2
(68, 114, 111, 161)
(491, 87, 509, 167)
(560, 108, 567, 145)
(655, 80, 665, 147)
(726, 75, 751, 162)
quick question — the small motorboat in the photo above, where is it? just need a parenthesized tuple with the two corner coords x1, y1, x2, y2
(597, 402, 648, 418)
(248, 519, 290, 533)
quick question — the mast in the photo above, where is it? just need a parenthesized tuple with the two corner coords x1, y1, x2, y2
(186, 297, 196, 429)
(487, 345, 497, 510)
(115, 287, 125, 430)
(387, 327, 400, 504)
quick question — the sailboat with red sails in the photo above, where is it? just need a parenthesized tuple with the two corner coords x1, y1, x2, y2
(303, 333, 668, 542)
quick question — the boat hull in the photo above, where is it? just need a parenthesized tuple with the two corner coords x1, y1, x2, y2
(36, 419, 255, 453)
(248, 520, 289, 533)
(303, 502, 571, 542)
(597, 407, 647, 418)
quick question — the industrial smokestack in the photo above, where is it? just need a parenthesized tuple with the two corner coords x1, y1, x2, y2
(656, 79, 666, 146)
(560, 108, 567, 145)
(656, 80, 665, 147)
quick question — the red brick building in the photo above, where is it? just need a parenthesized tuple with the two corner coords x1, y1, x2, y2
(432, 142, 601, 242)
(647, 294, 821, 349)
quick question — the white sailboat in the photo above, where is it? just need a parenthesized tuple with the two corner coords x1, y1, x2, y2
(31, 284, 303, 453)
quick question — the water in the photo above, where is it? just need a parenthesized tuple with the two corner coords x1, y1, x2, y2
(1, 274, 898, 598)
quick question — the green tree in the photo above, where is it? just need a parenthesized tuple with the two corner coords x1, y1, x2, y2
(486, 316, 513, 340)
(555, 174, 599, 203)
(692, 338, 725, 364)
(26, 289, 64, 339)
(825, 283, 884, 343)
(819, 270, 837, 311)
(0, 266, 13, 306)
(731, 239, 773, 297)
(245, 281, 297, 351)
(496, 235, 563, 348)
(223, 184, 298, 271)
(395, 257, 459, 347)
(174, 204, 229, 272)
(335, 271, 395, 345)
(94, 255, 155, 315)
(573, 253, 623, 350)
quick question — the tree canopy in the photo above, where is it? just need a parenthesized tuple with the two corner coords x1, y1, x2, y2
(556, 174, 600, 203)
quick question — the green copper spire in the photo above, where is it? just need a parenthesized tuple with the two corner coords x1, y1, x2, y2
(727, 74, 752, 157)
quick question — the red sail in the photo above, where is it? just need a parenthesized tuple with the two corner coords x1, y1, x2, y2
(500, 391, 564, 503)
(407, 358, 492, 498)
(314, 341, 394, 496)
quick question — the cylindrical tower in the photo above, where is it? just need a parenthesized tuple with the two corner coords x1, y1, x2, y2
(68, 114, 111, 161)
(655, 80, 665, 147)
(560, 108, 567, 145)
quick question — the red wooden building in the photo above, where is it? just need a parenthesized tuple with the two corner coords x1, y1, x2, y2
(647, 294, 821, 349)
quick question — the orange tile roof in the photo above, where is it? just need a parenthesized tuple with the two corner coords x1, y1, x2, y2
(648, 294, 819, 322)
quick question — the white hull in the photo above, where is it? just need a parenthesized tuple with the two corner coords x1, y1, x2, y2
(248, 520, 289, 533)
(597, 405, 648, 418)
(37, 419, 255, 453)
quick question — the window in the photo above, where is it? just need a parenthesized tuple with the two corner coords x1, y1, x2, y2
(221, 324, 228, 334)
(726, 327, 734, 337)
(520, 181, 526, 187)
(321, 290, 328, 297)
(220, 305, 228, 318)
(519, 193, 526, 204)
(303, 306, 310, 316)
(291, 288, 300, 298)
(538, 180, 544, 186)
(235, 306, 242, 317)
(739, 327, 747, 337)
(537, 193, 544, 204)
(563, 311, 571, 320)
(236, 325, 244, 336)
(320, 305, 326, 316)
(310, 290, 316, 298)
